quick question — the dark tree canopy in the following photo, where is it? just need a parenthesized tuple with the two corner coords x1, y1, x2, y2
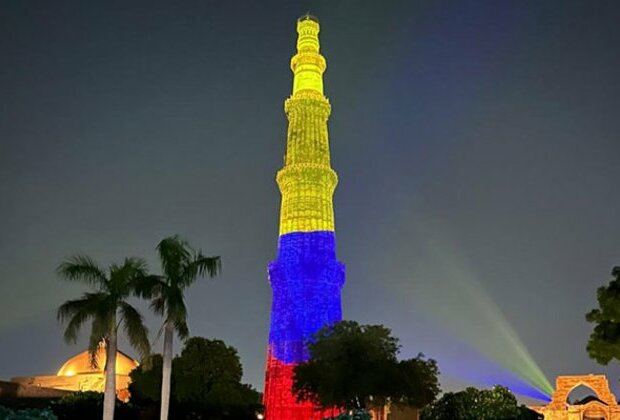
(174, 337, 244, 404)
(586, 266, 620, 365)
(129, 337, 261, 419)
(390, 358, 442, 408)
(292, 321, 440, 412)
(421, 386, 541, 420)
(128, 354, 164, 403)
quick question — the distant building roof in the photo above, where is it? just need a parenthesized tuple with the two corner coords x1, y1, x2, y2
(56, 347, 138, 376)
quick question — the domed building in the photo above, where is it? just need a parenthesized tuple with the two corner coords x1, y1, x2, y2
(11, 346, 139, 401)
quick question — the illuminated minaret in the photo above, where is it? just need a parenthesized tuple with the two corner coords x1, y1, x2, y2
(263, 15, 345, 420)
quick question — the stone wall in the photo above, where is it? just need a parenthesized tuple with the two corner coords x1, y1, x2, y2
(0, 380, 70, 399)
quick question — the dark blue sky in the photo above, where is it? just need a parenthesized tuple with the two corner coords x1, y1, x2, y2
(1, 0, 619, 399)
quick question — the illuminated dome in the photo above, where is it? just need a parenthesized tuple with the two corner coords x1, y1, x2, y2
(57, 347, 139, 377)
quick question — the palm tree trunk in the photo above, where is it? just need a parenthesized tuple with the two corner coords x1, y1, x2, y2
(103, 332, 117, 420)
(160, 320, 174, 420)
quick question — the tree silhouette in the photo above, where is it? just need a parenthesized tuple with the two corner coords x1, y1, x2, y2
(57, 255, 151, 420)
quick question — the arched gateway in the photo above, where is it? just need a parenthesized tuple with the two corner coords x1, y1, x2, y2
(530, 375, 620, 419)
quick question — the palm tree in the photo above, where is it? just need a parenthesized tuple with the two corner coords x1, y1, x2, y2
(57, 256, 151, 420)
(137, 235, 221, 420)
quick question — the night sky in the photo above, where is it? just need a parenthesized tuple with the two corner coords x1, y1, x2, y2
(2, 0, 619, 400)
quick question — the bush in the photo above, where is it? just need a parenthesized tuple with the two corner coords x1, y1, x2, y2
(49, 392, 102, 420)
(0, 406, 57, 420)
(50, 392, 139, 420)
(327, 410, 371, 420)
(421, 386, 543, 420)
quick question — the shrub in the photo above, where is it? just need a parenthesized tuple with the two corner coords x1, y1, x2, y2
(0, 406, 57, 420)
(50, 392, 139, 420)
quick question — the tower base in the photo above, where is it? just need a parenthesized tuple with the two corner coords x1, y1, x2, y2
(263, 351, 339, 420)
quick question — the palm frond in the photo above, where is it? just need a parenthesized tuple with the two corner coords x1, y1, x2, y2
(57, 293, 107, 343)
(172, 317, 190, 340)
(119, 302, 150, 361)
(109, 257, 149, 296)
(150, 295, 166, 316)
(133, 274, 165, 299)
(59, 307, 91, 344)
(195, 254, 221, 278)
(157, 235, 191, 281)
(165, 287, 186, 319)
(166, 290, 189, 339)
(152, 236, 220, 339)
(122, 257, 149, 275)
(179, 254, 221, 287)
(57, 255, 107, 287)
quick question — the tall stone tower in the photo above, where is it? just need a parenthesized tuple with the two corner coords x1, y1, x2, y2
(263, 15, 346, 420)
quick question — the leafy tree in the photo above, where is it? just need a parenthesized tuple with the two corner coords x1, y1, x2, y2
(127, 355, 164, 403)
(293, 321, 440, 414)
(57, 256, 151, 420)
(136, 236, 221, 420)
(389, 357, 442, 408)
(173, 337, 243, 405)
(129, 337, 262, 419)
(421, 386, 541, 420)
(586, 266, 620, 364)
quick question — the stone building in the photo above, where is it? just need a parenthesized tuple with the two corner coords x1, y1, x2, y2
(530, 374, 620, 419)
(11, 347, 138, 402)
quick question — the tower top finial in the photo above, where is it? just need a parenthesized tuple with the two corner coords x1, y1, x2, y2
(298, 13, 319, 24)
(291, 14, 326, 95)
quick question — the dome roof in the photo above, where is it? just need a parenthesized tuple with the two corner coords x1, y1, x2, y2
(57, 347, 139, 377)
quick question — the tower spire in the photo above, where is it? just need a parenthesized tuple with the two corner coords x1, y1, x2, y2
(291, 15, 326, 95)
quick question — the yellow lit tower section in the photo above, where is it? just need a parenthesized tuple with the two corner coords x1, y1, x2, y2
(264, 15, 345, 420)
(279, 16, 335, 236)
